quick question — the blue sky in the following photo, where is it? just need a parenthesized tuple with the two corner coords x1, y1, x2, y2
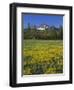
(22, 13, 63, 29)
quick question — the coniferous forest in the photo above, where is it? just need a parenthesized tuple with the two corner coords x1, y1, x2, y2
(24, 24, 63, 40)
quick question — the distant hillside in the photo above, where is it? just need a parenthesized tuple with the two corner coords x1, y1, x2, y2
(24, 24, 63, 40)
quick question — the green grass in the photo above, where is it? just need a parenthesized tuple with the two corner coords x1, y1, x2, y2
(23, 40, 63, 75)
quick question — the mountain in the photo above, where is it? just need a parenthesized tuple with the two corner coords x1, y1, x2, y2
(37, 24, 49, 30)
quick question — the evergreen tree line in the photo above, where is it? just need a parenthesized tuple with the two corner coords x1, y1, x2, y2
(23, 24, 63, 40)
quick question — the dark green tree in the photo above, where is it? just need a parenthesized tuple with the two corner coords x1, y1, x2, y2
(59, 25, 63, 40)
(28, 23, 31, 31)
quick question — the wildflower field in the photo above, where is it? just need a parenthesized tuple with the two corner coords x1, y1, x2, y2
(23, 40, 63, 75)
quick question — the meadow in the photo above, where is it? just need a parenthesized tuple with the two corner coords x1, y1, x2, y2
(23, 40, 63, 75)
